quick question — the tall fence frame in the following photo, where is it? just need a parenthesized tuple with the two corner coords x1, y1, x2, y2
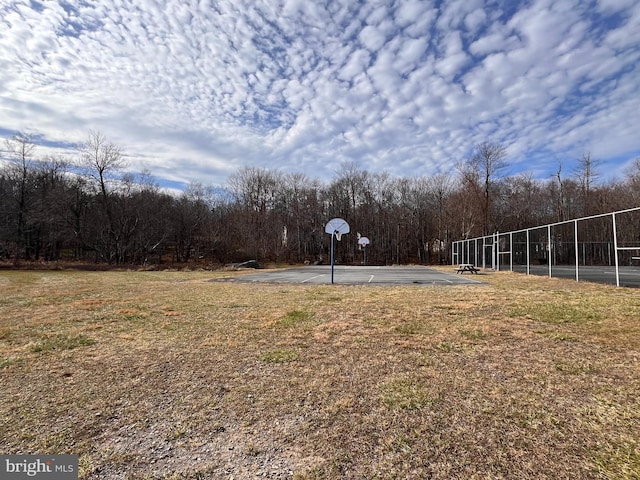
(451, 207, 640, 287)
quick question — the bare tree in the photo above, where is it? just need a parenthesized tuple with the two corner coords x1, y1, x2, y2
(426, 173, 454, 263)
(3, 132, 37, 264)
(626, 158, 640, 182)
(78, 130, 127, 262)
(169, 182, 214, 263)
(501, 172, 544, 230)
(458, 141, 508, 236)
(335, 160, 370, 213)
(278, 172, 322, 262)
(31, 155, 72, 261)
(554, 162, 565, 222)
(550, 162, 583, 222)
(474, 142, 507, 234)
(79, 130, 126, 200)
(623, 158, 640, 207)
(574, 152, 601, 215)
(227, 167, 281, 260)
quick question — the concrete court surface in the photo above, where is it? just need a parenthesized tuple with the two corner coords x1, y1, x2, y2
(220, 265, 485, 286)
(514, 265, 640, 288)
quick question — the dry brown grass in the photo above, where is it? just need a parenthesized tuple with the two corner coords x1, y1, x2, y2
(1, 268, 639, 479)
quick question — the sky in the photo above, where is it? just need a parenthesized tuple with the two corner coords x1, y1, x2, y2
(1, 0, 640, 191)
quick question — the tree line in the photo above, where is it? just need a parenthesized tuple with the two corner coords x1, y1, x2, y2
(1, 131, 639, 267)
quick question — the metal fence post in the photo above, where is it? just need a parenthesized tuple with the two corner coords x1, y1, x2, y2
(547, 224, 552, 278)
(483, 236, 487, 269)
(452, 241, 456, 265)
(509, 232, 513, 272)
(475, 238, 479, 267)
(526, 229, 530, 276)
(575, 220, 579, 282)
(612, 213, 620, 287)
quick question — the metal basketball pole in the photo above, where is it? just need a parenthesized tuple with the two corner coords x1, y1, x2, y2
(330, 230, 335, 284)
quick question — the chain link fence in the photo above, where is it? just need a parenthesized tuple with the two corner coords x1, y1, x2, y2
(452, 207, 640, 288)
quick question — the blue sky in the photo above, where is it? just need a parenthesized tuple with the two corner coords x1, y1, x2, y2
(1, 0, 639, 190)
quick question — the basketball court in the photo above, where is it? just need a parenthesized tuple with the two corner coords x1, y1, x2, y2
(219, 265, 485, 286)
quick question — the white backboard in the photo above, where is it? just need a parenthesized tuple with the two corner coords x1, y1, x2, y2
(325, 218, 350, 235)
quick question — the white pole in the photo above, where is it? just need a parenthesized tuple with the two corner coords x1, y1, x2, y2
(612, 213, 620, 287)
(509, 232, 513, 271)
(548, 225, 552, 278)
(475, 238, 479, 267)
(494, 233, 497, 271)
(526, 229, 530, 276)
(466, 240, 470, 265)
(575, 220, 579, 282)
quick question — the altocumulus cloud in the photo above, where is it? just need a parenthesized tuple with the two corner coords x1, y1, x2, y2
(1, 0, 639, 188)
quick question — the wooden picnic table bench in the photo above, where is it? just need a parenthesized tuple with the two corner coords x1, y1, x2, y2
(456, 264, 479, 274)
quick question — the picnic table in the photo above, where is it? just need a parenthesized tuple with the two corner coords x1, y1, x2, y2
(456, 263, 479, 274)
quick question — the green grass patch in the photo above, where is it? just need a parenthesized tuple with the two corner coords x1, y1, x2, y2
(0, 356, 24, 368)
(381, 377, 437, 411)
(543, 331, 579, 342)
(459, 328, 488, 341)
(276, 310, 312, 327)
(592, 441, 640, 480)
(260, 349, 299, 363)
(509, 301, 602, 324)
(30, 334, 96, 353)
(394, 322, 434, 335)
(554, 361, 599, 375)
(436, 340, 461, 353)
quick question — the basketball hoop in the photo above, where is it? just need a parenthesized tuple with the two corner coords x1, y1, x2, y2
(325, 218, 350, 284)
(358, 236, 370, 265)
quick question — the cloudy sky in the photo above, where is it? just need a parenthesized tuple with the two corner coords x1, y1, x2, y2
(1, 0, 639, 190)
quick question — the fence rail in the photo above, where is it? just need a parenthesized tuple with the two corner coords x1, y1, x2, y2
(451, 207, 640, 288)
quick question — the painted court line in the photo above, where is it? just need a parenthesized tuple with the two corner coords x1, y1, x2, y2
(301, 275, 325, 283)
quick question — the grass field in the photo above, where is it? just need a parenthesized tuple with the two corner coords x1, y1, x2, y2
(1, 267, 639, 479)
